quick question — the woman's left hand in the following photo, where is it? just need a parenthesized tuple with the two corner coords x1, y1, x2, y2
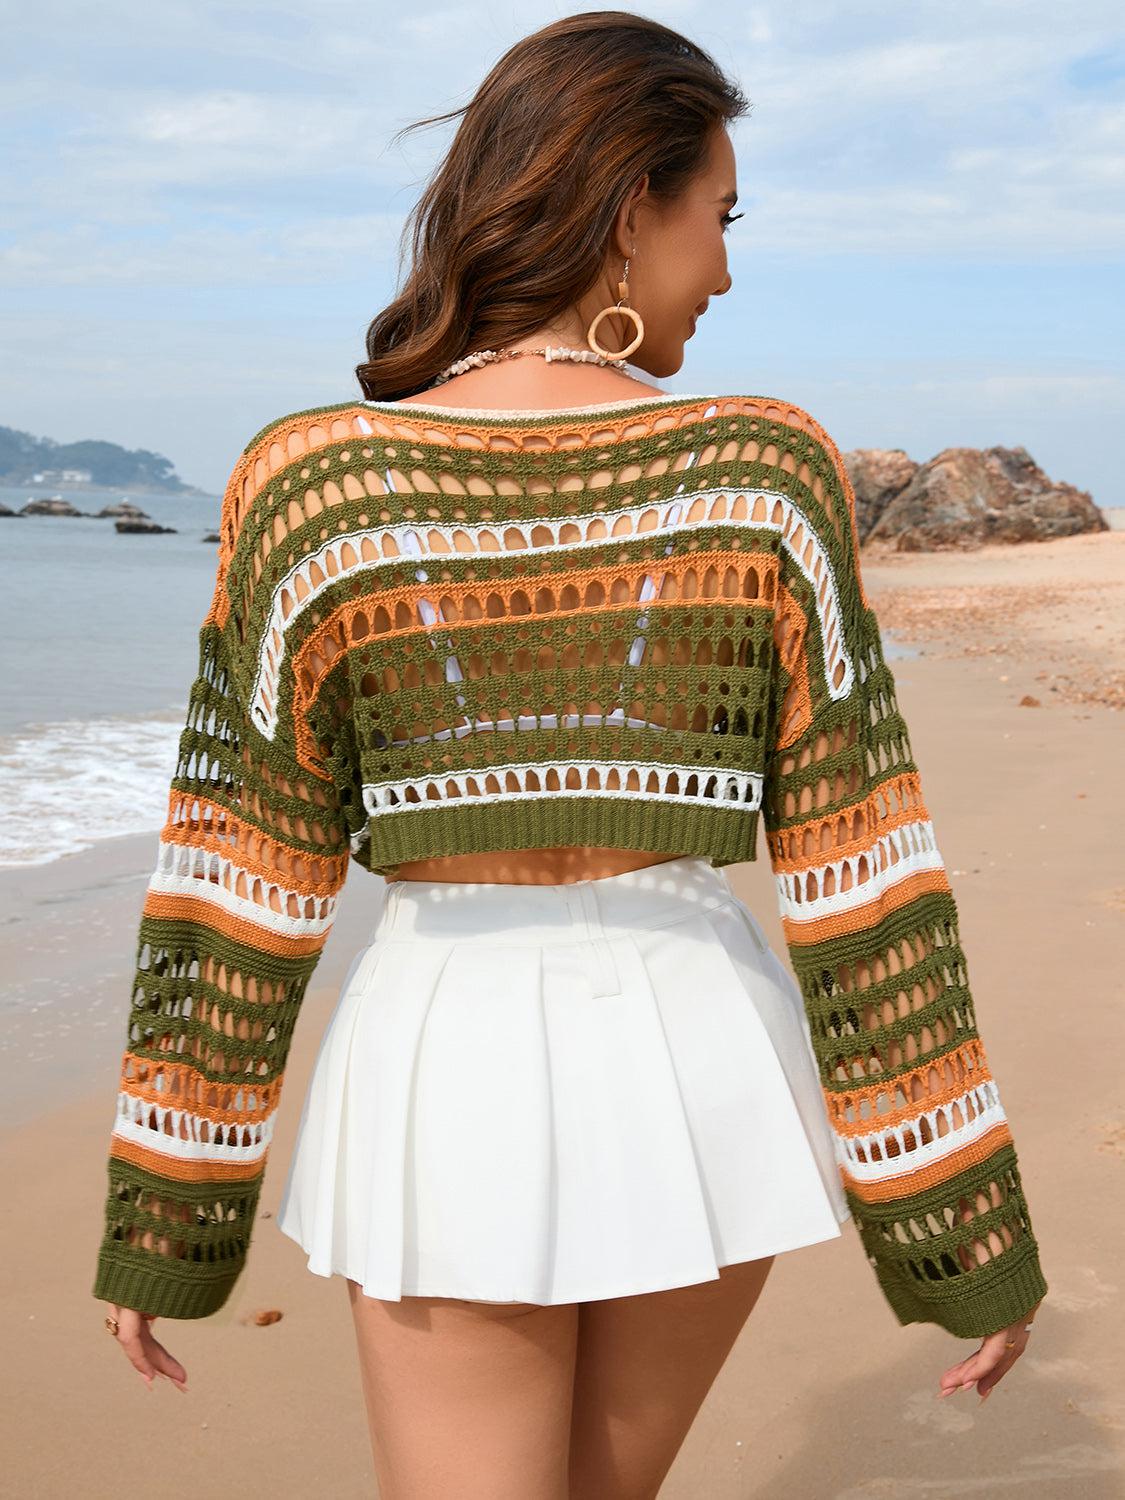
(938, 1299, 1044, 1404)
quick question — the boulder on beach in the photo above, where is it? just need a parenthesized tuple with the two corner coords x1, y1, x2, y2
(0, 500, 18, 517)
(841, 448, 919, 540)
(845, 445, 1107, 550)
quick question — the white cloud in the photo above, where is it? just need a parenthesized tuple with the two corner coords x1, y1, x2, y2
(0, 213, 405, 285)
(3, 3, 1124, 276)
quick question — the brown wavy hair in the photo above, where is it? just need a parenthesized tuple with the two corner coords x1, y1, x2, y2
(354, 11, 749, 401)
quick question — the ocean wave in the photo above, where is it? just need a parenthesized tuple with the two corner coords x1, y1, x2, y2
(0, 713, 185, 867)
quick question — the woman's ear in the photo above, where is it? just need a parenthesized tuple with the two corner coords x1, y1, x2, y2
(614, 171, 650, 258)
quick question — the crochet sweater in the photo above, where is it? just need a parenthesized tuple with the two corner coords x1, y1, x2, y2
(92, 391, 1047, 1337)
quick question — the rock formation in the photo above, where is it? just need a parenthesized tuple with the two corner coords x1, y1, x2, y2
(843, 445, 1106, 550)
(20, 496, 88, 517)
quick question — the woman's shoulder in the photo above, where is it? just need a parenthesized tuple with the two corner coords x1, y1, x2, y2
(715, 391, 843, 455)
(218, 398, 373, 546)
(716, 391, 854, 494)
(233, 394, 843, 466)
(236, 399, 375, 471)
(716, 392, 863, 575)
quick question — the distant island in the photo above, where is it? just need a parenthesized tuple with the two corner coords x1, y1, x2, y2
(0, 422, 210, 495)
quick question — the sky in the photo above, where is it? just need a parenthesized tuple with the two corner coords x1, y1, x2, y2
(2, 0, 1123, 505)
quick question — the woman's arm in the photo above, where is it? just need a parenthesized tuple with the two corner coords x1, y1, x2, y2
(759, 404, 1048, 1340)
(92, 431, 352, 1320)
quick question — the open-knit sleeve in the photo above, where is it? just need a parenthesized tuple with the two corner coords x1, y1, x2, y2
(759, 408, 1048, 1338)
(91, 447, 352, 1321)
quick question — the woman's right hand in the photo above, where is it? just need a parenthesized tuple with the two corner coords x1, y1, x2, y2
(105, 1303, 189, 1392)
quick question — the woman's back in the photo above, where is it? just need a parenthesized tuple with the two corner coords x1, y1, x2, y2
(374, 370, 686, 884)
(222, 386, 851, 887)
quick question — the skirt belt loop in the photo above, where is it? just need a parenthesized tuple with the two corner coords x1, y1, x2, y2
(381, 879, 404, 936)
(568, 882, 622, 999)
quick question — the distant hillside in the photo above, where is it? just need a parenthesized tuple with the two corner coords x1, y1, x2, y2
(0, 423, 205, 493)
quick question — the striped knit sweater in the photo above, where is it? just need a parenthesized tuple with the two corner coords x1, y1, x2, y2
(92, 391, 1047, 1336)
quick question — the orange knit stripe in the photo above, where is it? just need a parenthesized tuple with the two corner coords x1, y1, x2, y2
(117, 1055, 285, 1129)
(768, 772, 932, 873)
(158, 794, 349, 897)
(782, 867, 952, 947)
(209, 395, 855, 630)
(290, 548, 780, 741)
(824, 1037, 993, 1138)
(719, 395, 872, 609)
(108, 1134, 269, 1185)
(839, 1118, 1015, 1204)
(336, 548, 779, 629)
(208, 397, 719, 627)
(773, 586, 813, 749)
(141, 889, 333, 959)
(204, 406, 378, 630)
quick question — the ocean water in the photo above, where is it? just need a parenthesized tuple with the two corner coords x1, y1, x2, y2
(0, 481, 984, 870)
(0, 485, 222, 866)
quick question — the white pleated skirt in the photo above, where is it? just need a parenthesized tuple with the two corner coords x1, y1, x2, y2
(274, 855, 851, 1305)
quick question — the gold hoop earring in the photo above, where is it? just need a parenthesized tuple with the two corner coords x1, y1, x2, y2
(586, 254, 645, 360)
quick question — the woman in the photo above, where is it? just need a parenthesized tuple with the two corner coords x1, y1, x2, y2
(96, 13, 1047, 1498)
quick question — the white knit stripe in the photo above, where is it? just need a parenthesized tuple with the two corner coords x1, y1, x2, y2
(773, 819, 945, 924)
(110, 1090, 278, 1168)
(147, 839, 340, 940)
(248, 486, 854, 740)
(388, 706, 676, 746)
(835, 1078, 1009, 1184)
(360, 758, 764, 818)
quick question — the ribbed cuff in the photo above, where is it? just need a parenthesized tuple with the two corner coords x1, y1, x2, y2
(879, 1244, 1049, 1339)
(93, 1248, 242, 1321)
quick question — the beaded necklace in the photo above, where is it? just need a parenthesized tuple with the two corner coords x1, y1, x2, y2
(431, 343, 627, 386)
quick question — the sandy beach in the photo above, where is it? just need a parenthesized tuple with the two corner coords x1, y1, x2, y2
(3, 530, 1123, 1497)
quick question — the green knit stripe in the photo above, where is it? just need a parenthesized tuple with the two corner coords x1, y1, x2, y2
(93, 1150, 266, 1320)
(847, 1136, 1046, 1337)
(873, 1237, 1049, 1339)
(783, 887, 972, 1097)
(846, 1136, 1019, 1256)
(355, 795, 758, 877)
(93, 1249, 243, 1321)
(124, 913, 321, 1084)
